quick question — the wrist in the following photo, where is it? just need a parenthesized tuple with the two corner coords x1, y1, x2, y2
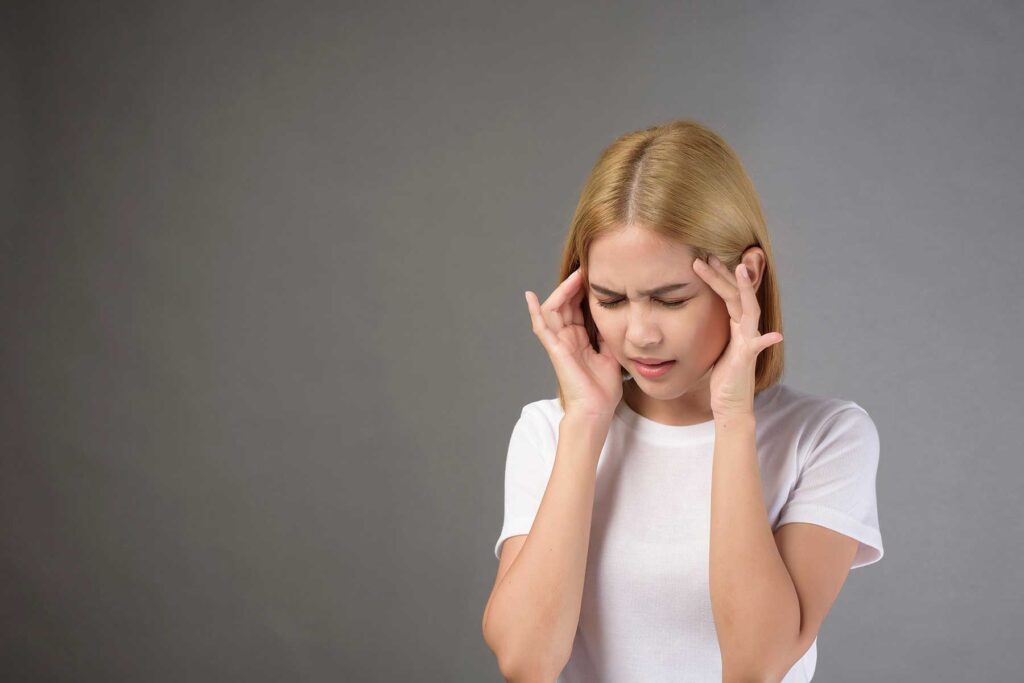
(561, 410, 614, 431)
(713, 411, 757, 432)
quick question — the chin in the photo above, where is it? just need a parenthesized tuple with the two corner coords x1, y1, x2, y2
(631, 373, 681, 393)
(640, 370, 702, 393)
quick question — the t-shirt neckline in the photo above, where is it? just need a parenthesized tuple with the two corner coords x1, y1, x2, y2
(612, 383, 782, 445)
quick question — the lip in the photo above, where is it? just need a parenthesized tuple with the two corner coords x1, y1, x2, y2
(632, 358, 676, 379)
(631, 357, 672, 364)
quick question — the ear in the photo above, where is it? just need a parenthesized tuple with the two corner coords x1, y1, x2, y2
(739, 247, 768, 293)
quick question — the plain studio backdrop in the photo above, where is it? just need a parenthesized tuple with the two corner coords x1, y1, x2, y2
(2, 1, 1021, 681)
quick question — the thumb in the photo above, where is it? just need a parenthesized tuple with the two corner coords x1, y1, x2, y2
(756, 333, 784, 354)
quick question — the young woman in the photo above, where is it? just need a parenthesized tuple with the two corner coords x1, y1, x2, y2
(481, 119, 884, 682)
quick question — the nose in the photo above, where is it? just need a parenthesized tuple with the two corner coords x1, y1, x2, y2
(624, 303, 662, 348)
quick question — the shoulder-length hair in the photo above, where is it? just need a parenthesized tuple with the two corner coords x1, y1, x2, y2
(554, 118, 785, 411)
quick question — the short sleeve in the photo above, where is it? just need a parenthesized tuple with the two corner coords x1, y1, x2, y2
(493, 404, 557, 560)
(775, 405, 884, 569)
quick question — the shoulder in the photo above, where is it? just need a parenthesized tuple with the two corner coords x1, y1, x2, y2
(512, 397, 564, 446)
(762, 383, 876, 448)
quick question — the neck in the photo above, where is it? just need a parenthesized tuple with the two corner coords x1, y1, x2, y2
(623, 377, 715, 426)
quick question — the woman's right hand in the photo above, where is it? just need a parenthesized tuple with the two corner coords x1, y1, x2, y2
(525, 268, 624, 421)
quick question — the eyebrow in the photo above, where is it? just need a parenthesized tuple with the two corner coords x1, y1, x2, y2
(589, 282, 693, 297)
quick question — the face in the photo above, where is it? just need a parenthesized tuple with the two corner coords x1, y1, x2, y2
(585, 224, 732, 409)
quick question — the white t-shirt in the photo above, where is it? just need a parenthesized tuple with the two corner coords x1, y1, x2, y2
(493, 381, 884, 682)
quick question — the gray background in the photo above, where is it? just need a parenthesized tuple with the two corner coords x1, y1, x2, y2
(3, 0, 1022, 681)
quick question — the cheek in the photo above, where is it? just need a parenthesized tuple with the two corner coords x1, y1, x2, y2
(590, 314, 612, 343)
(670, 321, 705, 351)
(589, 304, 612, 328)
(589, 307, 624, 344)
(671, 306, 724, 350)
(690, 305, 731, 353)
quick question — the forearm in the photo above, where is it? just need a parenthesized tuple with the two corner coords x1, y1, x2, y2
(484, 413, 609, 681)
(708, 414, 801, 682)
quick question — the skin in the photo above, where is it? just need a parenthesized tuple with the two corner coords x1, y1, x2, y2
(585, 222, 778, 425)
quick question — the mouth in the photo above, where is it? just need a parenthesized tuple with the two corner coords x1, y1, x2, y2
(631, 358, 677, 378)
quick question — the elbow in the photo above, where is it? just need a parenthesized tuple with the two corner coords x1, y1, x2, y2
(721, 657, 781, 683)
(724, 661, 790, 683)
(722, 669, 776, 683)
(486, 641, 564, 683)
(496, 657, 562, 683)
(483, 628, 564, 683)
(482, 603, 568, 681)
(720, 631, 800, 683)
(481, 614, 517, 681)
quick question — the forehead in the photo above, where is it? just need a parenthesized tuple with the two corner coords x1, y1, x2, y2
(587, 226, 695, 278)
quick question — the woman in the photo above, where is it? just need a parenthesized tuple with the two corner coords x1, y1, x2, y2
(481, 119, 884, 682)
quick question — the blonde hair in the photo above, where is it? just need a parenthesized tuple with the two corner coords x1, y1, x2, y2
(554, 118, 785, 410)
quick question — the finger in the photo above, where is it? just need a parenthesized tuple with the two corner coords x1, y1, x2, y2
(709, 257, 755, 329)
(693, 257, 735, 299)
(754, 331, 784, 355)
(544, 268, 585, 319)
(542, 268, 584, 329)
(539, 296, 563, 334)
(544, 268, 583, 309)
(556, 272, 587, 329)
(525, 290, 562, 354)
(694, 257, 742, 321)
(735, 263, 761, 336)
(567, 276, 588, 327)
(706, 255, 740, 300)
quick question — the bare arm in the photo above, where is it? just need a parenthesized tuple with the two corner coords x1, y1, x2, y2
(482, 412, 609, 682)
(708, 414, 802, 681)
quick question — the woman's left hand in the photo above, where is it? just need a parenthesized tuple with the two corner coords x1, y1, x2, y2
(692, 255, 783, 420)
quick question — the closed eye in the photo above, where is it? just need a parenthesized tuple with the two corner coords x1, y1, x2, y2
(596, 298, 689, 309)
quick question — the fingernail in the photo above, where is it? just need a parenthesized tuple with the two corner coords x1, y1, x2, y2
(738, 265, 748, 278)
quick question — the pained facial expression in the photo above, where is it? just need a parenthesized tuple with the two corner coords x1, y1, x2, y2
(586, 225, 732, 398)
